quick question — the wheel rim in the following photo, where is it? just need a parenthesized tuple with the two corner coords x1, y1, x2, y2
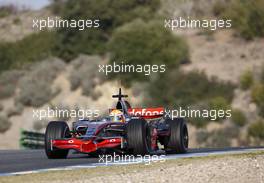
(183, 125, 188, 148)
(145, 125, 157, 152)
(145, 126, 151, 150)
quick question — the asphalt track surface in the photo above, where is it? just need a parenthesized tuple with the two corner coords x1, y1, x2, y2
(0, 147, 264, 174)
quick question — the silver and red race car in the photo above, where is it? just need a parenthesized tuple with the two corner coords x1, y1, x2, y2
(44, 88, 188, 158)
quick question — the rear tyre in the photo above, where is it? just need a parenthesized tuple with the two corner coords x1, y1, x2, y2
(126, 119, 151, 155)
(45, 121, 70, 159)
(165, 118, 188, 154)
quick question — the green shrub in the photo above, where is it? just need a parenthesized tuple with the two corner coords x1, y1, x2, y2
(209, 96, 230, 121)
(231, 109, 247, 126)
(223, 0, 264, 40)
(212, 0, 229, 17)
(16, 59, 65, 107)
(50, 0, 65, 15)
(146, 70, 234, 108)
(54, 104, 71, 121)
(69, 55, 106, 97)
(251, 84, 264, 117)
(56, 0, 160, 30)
(240, 70, 253, 90)
(207, 129, 231, 148)
(198, 126, 239, 148)
(0, 70, 24, 99)
(209, 96, 230, 111)
(55, 29, 108, 61)
(54, 0, 161, 61)
(69, 72, 81, 91)
(82, 79, 96, 96)
(6, 103, 24, 117)
(224, 125, 240, 139)
(33, 119, 49, 131)
(17, 77, 55, 107)
(0, 115, 12, 133)
(189, 117, 209, 128)
(0, 31, 56, 73)
(13, 17, 21, 25)
(205, 126, 239, 148)
(196, 130, 210, 145)
(261, 64, 264, 84)
(248, 120, 264, 140)
(90, 91, 102, 101)
(0, 5, 16, 18)
(108, 20, 189, 87)
(187, 103, 211, 128)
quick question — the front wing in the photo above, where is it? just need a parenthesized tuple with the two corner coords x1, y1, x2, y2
(52, 137, 123, 153)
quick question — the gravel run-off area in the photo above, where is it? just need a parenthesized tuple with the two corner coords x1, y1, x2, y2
(0, 152, 264, 183)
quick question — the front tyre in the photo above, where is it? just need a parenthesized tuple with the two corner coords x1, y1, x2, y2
(165, 118, 188, 154)
(45, 121, 70, 159)
(126, 119, 152, 155)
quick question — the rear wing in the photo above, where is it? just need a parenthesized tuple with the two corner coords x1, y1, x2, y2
(127, 108, 164, 119)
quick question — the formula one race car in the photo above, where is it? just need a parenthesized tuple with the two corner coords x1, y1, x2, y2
(45, 88, 188, 159)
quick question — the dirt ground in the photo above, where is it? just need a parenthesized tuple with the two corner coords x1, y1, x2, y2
(1, 152, 263, 183)
(180, 29, 264, 84)
(0, 8, 54, 42)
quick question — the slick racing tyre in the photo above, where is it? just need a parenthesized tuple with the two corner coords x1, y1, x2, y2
(127, 119, 152, 155)
(165, 118, 188, 154)
(45, 121, 70, 159)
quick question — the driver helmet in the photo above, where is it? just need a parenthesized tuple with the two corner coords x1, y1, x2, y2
(109, 109, 125, 123)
